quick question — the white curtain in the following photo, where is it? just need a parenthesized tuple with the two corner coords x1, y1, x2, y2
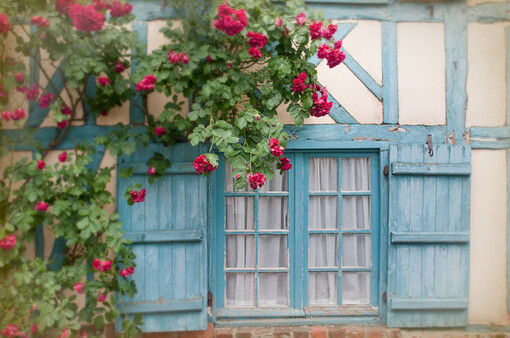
(308, 157, 371, 305)
(226, 164, 289, 307)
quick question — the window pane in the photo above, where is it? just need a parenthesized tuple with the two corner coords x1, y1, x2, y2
(309, 235, 338, 268)
(342, 234, 371, 268)
(259, 171, 288, 192)
(226, 197, 254, 230)
(225, 162, 248, 192)
(226, 235, 255, 268)
(342, 196, 370, 230)
(259, 197, 288, 230)
(309, 272, 337, 305)
(309, 196, 338, 230)
(226, 273, 255, 307)
(259, 273, 288, 306)
(259, 235, 288, 268)
(309, 158, 338, 192)
(341, 158, 370, 191)
(342, 272, 370, 305)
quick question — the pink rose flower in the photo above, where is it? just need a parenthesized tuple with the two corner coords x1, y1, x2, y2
(1, 324, 20, 337)
(35, 202, 49, 211)
(31, 324, 38, 334)
(119, 266, 134, 277)
(14, 72, 24, 83)
(269, 138, 284, 157)
(280, 156, 292, 171)
(59, 152, 67, 163)
(93, 0, 111, 11)
(246, 31, 268, 49)
(61, 104, 71, 115)
(334, 40, 343, 50)
(0, 234, 16, 250)
(147, 166, 156, 175)
(130, 189, 146, 203)
(322, 24, 337, 40)
(317, 43, 345, 68)
(68, 4, 105, 32)
(114, 61, 126, 73)
(58, 328, 70, 338)
(39, 93, 55, 108)
(309, 21, 322, 40)
(1, 111, 10, 122)
(36, 160, 45, 170)
(154, 126, 166, 137)
(136, 74, 157, 91)
(30, 16, 50, 28)
(0, 13, 11, 35)
(248, 47, 262, 59)
(97, 77, 109, 86)
(11, 108, 26, 121)
(57, 120, 68, 129)
(92, 258, 113, 271)
(248, 172, 266, 190)
(73, 282, 85, 294)
(97, 291, 106, 302)
(56, 0, 76, 14)
(180, 52, 190, 64)
(275, 17, 282, 27)
(193, 155, 217, 175)
(296, 13, 307, 26)
(110, 1, 133, 17)
(291, 72, 307, 93)
(310, 87, 333, 117)
(213, 3, 247, 36)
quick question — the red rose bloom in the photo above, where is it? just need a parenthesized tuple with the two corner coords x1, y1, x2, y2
(119, 267, 135, 277)
(136, 74, 157, 91)
(30, 16, 50, 28)
(97, 291, 106, 302)
(154, 126, 166, 137)
(275, 18, 282, 27)
(11, 108, 26, 121)
(270, 138, 285, 157)
(147, 166, 156, 175)
(296, 13, 307, 26)
(1, 324, 20, 337)
(279, 156, 292, 171)
(73, 282, 85, 294)
(97, 77, 109, 86)
(213, 3, 247, 36)
(36, 160, 45, 169)
(246, 31, 268, 49)
(322, 24, 337, 40)
(248, 172, 266, 190)
(61, 104, 71, 115)
(193, 155, 217, 175)
(1, 111, 10, 122)
(14, 72, 24, 83)
(248, 47, 262, 59)
(35, 202, 49, 211)
(291, 72, 307, 93)
(110, 1, 133, 17)
(0, 13, 11, 35)
(57, 120, 68, 129)
(68, 4, 106, 32)
(130, 189, 146, 203)
(39, 93, 55, 108)
(309, 21, 322, 40)
(56, 0, 76, 14)
(92, 258, 113, 271)
(59, 152, 67, 162)
(114, 61, 126, 73)
(310, 87, 333, 117)
(0, 234, 16, 250)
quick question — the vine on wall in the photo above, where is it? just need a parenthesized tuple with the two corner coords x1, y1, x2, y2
(0, 0, 345, 336)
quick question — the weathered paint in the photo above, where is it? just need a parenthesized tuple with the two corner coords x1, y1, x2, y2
(382, 22, 398, 125)
(386, 144, 471, 328)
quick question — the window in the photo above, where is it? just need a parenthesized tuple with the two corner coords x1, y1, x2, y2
(214, 151, 380, 317)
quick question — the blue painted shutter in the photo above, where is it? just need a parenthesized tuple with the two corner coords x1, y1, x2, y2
(386, 144, 471, 328)
(117, 143, 208, 332)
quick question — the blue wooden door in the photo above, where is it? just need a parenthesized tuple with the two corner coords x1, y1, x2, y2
(117, 143, 208, 332)
(385, 144, 471, 327)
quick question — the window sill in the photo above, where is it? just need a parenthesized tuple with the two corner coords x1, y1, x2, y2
(216, 305, 378, 318)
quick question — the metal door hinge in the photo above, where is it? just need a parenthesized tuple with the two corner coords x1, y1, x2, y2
(207, 291, 214, 307)
(383, 165, 389, 176)
(382, 291, 387, 303)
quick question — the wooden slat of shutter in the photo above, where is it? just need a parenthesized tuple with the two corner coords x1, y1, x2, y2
(117, 143, 207, 332)
(386, 144, 470, 328)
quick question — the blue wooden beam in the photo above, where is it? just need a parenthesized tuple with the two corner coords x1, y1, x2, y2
(507, 150, 510, 315)
(471, 126, 510, 139)
(327, 94, 358, 124)
(390, 298, 468, 310)
(445, 2, 468, 145)
(391, 163, 471, 176)
(26, 61, 66, 127)
(124, 229, 203, 243)
(130, 21, 148, 124)
(343, 50, 383, 101)
(123, 298, 204, 314)
(390, 232, 470, 244)
(382, 22, 398, 124)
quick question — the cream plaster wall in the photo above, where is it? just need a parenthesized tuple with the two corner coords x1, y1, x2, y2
(397, 22, 446, 126)
(469, 150, 510, 325)
(466, 23, 507, 127)
(315, 20, 383, 124)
